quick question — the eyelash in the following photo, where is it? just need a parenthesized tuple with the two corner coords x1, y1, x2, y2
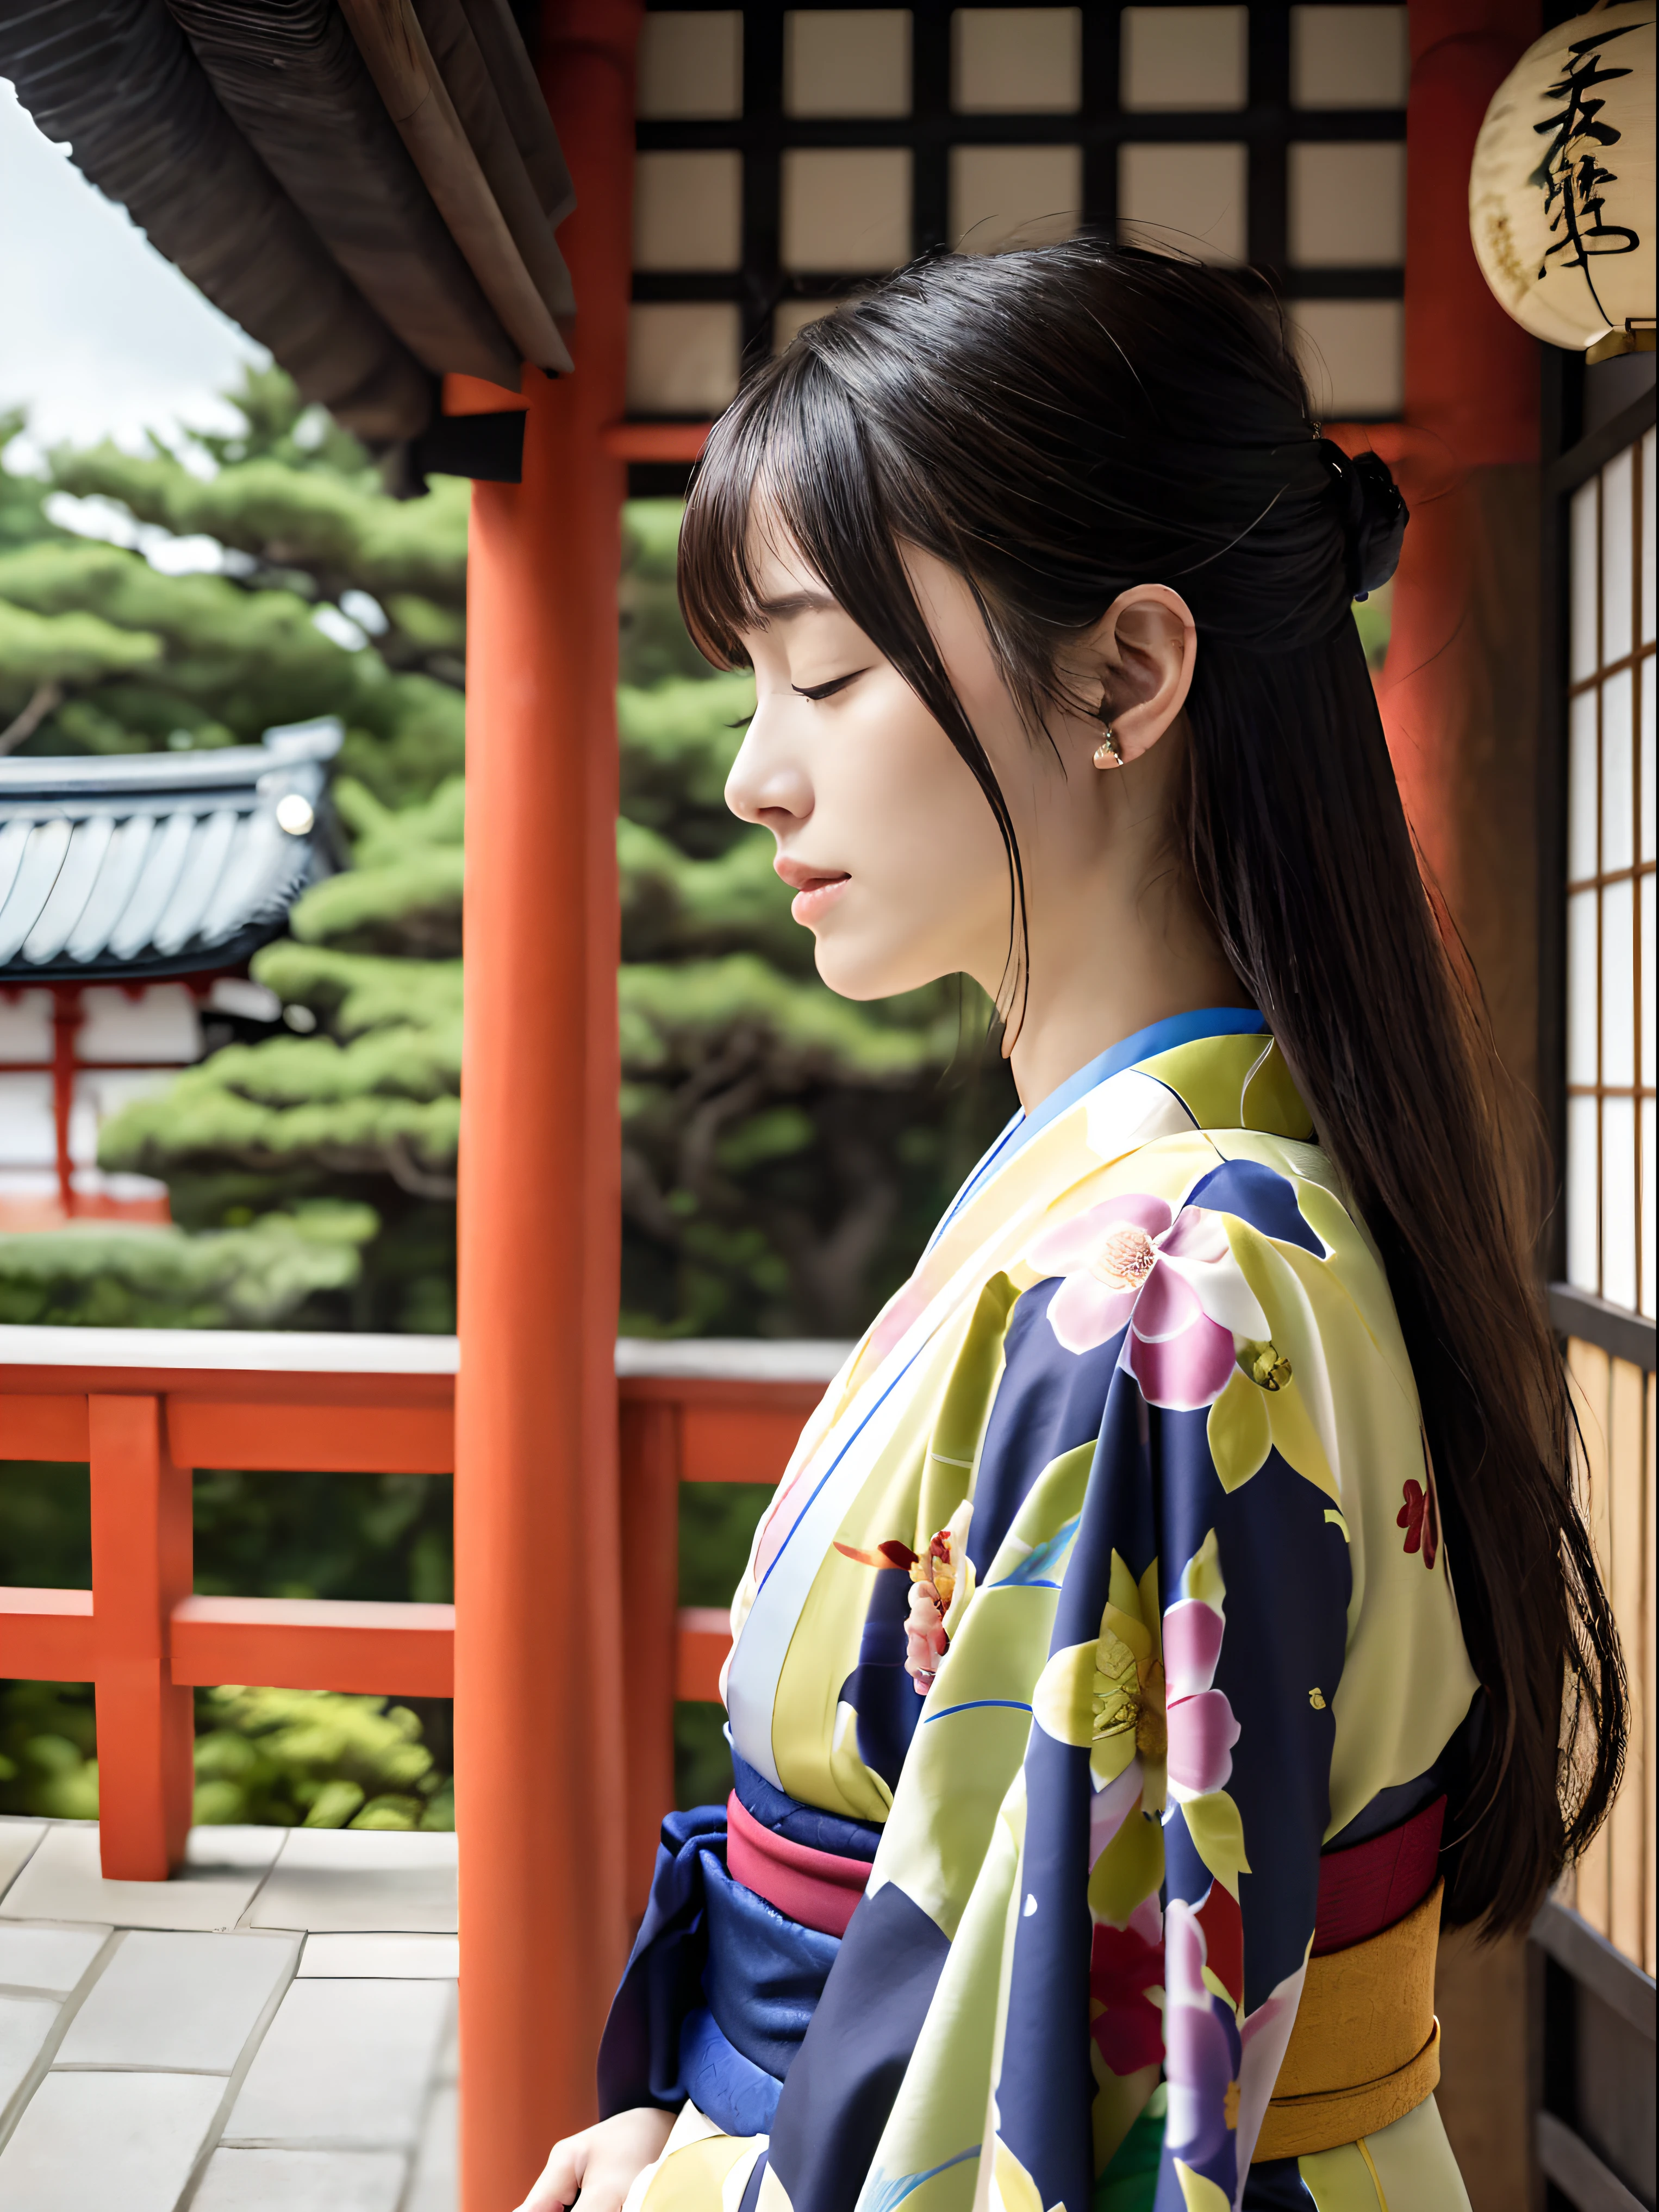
(793, 670, 864, 702)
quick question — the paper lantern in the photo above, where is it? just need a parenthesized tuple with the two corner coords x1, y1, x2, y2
(1469, 2, 1655, 361)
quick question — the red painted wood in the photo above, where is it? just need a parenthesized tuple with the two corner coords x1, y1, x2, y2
(444, 372, 529, 415)
(618, 1374, 825, 1413)
(675, 1607, 733, 1703)
(680, 1403, 806, 1486)
(456, 5, 643, 2197)
(1405, 0, 1540, 469)
(0, 1394, 90, 1460)
(0, 1366, 453, 1406)
(89, 1396, 194, 1878)
(171, 1595, 455, 1696)
(598, 420, 710, 462)
(620, 1398, 681, 1915)
(166, 1398, 454, 1475)
(0, 1587, 94, 1679)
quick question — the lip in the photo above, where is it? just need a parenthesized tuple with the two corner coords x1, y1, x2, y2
(775, 856, 851, 927)
(790, 877, 849, 925)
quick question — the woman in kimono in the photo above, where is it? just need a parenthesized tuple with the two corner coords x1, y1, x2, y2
(521, 245, 1624, 2212)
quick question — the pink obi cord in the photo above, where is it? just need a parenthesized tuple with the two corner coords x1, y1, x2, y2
(726, 1791, 872, 1939)
(726, 1786, 1442, 1949)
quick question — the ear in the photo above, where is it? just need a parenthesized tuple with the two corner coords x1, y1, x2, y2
(1081, 585, 1197, 765)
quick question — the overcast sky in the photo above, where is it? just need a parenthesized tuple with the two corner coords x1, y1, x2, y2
(0, 76, 266, 457)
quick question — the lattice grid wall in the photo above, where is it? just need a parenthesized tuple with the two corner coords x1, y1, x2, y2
(629, 3, 1408, 422)
(1565, 428, 1657, 1324)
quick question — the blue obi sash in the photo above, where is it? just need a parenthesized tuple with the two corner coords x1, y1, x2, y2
(596, 1757, 880, 2137)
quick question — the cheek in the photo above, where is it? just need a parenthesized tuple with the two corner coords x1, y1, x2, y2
(813, 680, 1009, 983)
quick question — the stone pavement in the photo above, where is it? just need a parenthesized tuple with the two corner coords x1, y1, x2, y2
(0, 1816, 457, 2211)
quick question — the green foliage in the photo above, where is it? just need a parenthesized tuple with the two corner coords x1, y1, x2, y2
(0, 539, 370, 742)
(289, 775, 465, 955)
(0, 1680, 452, 1832)
(49, 449, 469, 611)
(0, 597, 162, 689)
(0, 366, 469, 759)
(0, 411, 66, 550)
(620, 501, 718, 690)
(0, 1203, 376, 1329)
(335, 674, 466, 808)
(192, 1687, 452, 1830)
(0, 1684, 99, 1820)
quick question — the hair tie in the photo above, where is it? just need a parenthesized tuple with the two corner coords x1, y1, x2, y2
(1314, 439, 1408, 601)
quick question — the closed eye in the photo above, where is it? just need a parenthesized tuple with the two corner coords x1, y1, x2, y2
(792, 670, 866, 702)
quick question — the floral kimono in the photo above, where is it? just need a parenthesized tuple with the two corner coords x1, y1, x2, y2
(601, 1011, 1479, 2212)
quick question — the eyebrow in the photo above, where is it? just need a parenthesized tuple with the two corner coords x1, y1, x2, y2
(748, 590, 841, 624)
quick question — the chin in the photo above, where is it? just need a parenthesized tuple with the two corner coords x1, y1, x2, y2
(812, 933, 932, 1004)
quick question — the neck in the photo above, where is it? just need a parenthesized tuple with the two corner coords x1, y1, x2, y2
(1002, 860, 1248, 1113)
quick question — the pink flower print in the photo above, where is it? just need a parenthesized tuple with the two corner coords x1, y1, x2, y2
(859, 1277, 931, 1377)
(905, 1578, 948, 1693)
(1027, 1193, 1172, 1352)
(1163, 1597, 1242, 1802)
(836, 1522, 966, 1695)
(1026, 1196, 1264, 1411)
(1163, 1897, 1243, 2175)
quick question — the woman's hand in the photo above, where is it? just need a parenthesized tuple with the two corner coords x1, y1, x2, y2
(513, 2107, 678, 2212)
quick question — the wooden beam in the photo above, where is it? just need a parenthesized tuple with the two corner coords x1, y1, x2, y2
(171, 1595, 454, 1697)
(165, 1397, 453, 1476)
(0, 1587, 94, 1680)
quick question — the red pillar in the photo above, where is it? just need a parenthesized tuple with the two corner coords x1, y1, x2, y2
(1368, 0, 1545, 1081)
(453, 3, 641, 2205)
(51, 985, 83, 1217)
(91, 1394, 194, 1877)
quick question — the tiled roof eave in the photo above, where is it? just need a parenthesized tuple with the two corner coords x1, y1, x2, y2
(0, 723, 340, 984)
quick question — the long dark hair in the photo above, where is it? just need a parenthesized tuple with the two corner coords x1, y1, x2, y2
(676, 240, 1624, 1934)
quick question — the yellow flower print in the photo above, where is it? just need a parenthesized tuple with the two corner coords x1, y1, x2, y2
(1092, 1617, 1167, 1813)
(1032, 1552, 1165, 1811)
(1205, 1219, 1343, 1503)
(1206, 1336, 1338, 1503)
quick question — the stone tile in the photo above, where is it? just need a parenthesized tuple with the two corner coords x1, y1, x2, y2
(246, 1830, 457, 1934)
(183, 1827, 288, 1871)
(0, 1820, 46, 1901)
(223, 1977, 453, 2148)
(297, 1933, 459, 1979)
(55, 1929, 295, 2071)
(191, 2146, 409, 2211)
(405, 2081, 457, 2212)
(0, 2069, 224, 2211)
(0, 1824, 281, 1932)
(0, 1991, 59, 2113)
(0, 1923, 110, 1994)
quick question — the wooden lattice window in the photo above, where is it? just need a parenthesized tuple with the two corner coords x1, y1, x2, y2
(630, 2, 1408, 424)
(1565, 427, 1657, 1321)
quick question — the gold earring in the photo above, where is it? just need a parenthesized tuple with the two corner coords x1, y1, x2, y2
(1093, 724, 1124, 770)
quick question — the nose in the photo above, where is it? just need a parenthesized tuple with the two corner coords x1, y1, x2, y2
(724, 707, 813, 828)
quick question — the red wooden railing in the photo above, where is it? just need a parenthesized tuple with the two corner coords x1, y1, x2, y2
(0, 1328, 831, 1897)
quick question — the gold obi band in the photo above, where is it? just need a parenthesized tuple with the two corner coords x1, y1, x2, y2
(1253, 1879, 1443, 2161)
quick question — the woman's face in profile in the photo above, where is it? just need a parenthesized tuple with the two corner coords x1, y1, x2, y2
(722, 523, 1039, 1005)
